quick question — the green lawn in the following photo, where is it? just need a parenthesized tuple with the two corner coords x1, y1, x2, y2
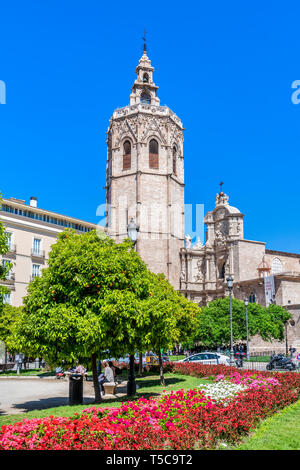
(235, 399, 300, 450)
(168, 355, 186, 361)
(0, 372, 210, 428)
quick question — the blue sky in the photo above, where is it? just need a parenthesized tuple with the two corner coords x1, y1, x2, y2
(0, 1, 299, 252)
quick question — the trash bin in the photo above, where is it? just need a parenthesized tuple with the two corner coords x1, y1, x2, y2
(69, 374, 83, 405)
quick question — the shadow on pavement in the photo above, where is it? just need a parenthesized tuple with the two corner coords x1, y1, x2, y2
(2, 396, 96, 414)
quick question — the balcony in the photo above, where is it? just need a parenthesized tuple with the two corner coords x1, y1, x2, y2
(31, 249, 45, 260)
(2, 273, 15, 285)
(5, 244, 16, 258)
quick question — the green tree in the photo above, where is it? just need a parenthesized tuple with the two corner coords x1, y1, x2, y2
(141, 273, 199, 385)
(194, 297, 291, 348)
(0, 193, 11, 317)
(11, 229, 198, 401)
(11, 230, 153, 401)
(0, 304, 22, 369)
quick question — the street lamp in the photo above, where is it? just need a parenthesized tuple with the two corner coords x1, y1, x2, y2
(226, 275, 235, 367)
(127, 218, 139, 245)
(244, 298, 249, 360)
(126, 218, 139, 396)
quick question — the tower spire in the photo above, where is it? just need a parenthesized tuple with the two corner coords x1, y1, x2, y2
(142, 29, 147, 53)
(129, 42, 160, 106)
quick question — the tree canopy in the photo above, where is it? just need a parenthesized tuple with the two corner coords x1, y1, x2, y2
(0, 194, 11, 314)
(194, 297, 291, 348)
(10, 229, 199, 400)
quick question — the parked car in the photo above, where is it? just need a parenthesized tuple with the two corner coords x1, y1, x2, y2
(177, 352, 230, 365)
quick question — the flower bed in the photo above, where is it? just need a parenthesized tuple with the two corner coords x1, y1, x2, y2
(1, 363, 300, 450)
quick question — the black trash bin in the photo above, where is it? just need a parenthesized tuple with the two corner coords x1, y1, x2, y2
(69, 374, 83, 405)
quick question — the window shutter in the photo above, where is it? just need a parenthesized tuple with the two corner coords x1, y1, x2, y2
(149, 140, 159, 169)
(123, 141, 131, 170)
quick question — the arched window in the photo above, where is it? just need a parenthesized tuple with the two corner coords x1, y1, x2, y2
(219, 262, 225, 279)
(140, 92, 151, 104)
(143, 73, 149, 83)
(272, 258, 283, 274)
(123, 140, 131, 170)
(149, 139, 159, 169)
(173, 146, 177, 174)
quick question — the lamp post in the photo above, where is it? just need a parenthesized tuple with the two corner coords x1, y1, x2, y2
(126, 218, 139, 396)
(127, 218, 139, 246)
(244, 298, 249, 360)
(226, 275, 235, 366)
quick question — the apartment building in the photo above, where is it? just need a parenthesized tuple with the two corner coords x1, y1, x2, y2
(0, 196, 98, 306)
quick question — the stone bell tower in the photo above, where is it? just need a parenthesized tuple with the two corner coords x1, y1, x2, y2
(106, 48, 185, 289)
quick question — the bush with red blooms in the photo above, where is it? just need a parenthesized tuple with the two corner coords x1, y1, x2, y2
(1, 363, 300, 450)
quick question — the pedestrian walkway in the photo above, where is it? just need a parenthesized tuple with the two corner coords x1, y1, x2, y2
(0, 378, 128, 415)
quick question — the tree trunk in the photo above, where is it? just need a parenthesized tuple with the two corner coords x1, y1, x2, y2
(138, 352, 143, 376)
(91, 353, 102, 403)
(158, 349, 165, 386)
(127, 354, 136, 396)
(3, 346, 7, 373)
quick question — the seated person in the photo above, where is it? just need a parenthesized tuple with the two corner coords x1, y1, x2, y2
(103, 361, 115, 384)
(98, 372, 105, 395)
(75, 364, 86, 375)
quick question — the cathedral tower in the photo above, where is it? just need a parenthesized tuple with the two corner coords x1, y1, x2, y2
(106, 49, 185, 289)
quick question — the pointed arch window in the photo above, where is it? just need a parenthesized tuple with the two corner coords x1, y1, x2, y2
(219, 262, 225, 279)
(141, 92, 151, 104)
(149, 139, 159, 169)
(123, 140, 131, 170)
(173, 146, 177, 174)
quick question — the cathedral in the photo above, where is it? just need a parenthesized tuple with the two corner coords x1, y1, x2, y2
(106, 48, 300, 352)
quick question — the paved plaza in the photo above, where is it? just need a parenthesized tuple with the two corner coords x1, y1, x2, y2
(0, 378, 127, 415)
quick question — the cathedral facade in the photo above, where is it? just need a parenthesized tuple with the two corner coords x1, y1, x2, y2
(106, 50, 300, 352)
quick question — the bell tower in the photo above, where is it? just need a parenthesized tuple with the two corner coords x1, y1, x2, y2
(106, 49, 185, 289)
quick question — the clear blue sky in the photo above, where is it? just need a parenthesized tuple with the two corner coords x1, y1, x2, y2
(0, 1, 299, 253)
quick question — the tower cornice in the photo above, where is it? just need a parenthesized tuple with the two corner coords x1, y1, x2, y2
(109, 103, 183, 130)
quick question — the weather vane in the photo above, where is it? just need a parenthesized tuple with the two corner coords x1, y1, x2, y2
(142, 29, 147, 52)
(219, 181, 224, 195)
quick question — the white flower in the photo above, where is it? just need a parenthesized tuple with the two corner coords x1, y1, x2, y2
(198, 381, 246, 402)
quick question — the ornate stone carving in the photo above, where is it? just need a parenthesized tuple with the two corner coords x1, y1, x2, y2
(140, 116, 167, 144)
(185, 234, 191, 248)
(192, 237, 203, 250)
(215, 192, 229, 206)
(113, 118, 138, 146)
(194, 258, 205, 283)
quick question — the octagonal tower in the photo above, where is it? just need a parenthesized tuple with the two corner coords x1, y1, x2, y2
(106, 50, 185, 289)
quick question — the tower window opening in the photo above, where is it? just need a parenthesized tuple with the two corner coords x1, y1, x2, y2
(173, 146, 177, 174)
(219, 262, 225, 279)
(149, 139, 159, 169)
(141, 92, 151, 104)
(123, 140, 131, 170)
(143, 73, 149, 83)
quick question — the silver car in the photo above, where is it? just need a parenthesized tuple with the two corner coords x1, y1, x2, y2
(178, 352, 230, 365)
